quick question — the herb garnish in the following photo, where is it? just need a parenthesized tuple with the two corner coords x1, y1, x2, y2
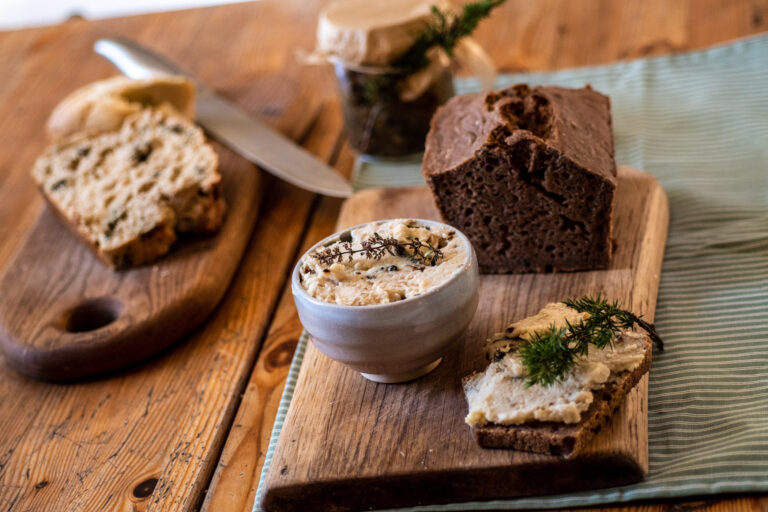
(399, 0, 505, 72)
(363, 0, 506, 104)
(313, 232, 444, 267)
(520, 296, 664, 387)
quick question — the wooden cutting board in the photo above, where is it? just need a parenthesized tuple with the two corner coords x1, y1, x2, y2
(261, 166, 669, 511)
(0, 140, 261, 381)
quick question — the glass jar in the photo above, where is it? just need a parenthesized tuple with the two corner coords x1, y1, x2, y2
(333, 60, 454, 158)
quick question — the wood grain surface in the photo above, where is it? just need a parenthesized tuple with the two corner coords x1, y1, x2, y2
(0, 3, 341, 510)
(0, 139, 260, 380)
(0, 1, 766, 511)
(213, 2, 768, 511)
(260, 167, 668, 511)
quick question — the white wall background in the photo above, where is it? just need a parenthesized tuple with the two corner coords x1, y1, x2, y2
(0, 0, 251, 30)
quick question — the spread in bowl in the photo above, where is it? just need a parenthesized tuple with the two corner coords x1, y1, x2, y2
(298, 219, 468, 306)
(292, 218, 479, 383)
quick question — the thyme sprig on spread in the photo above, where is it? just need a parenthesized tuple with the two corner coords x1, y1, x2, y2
(312, 232, 444, 267)
(520, 296, 664, 387)
(363, 0, 506, 104)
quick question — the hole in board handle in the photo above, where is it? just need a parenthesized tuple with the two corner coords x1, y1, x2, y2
(132, 477, 158, 499)
(61, 298, 122, 333)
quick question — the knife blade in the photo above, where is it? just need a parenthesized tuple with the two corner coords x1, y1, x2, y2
(94, 38, 353, 198)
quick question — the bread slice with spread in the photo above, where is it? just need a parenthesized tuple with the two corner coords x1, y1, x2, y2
(463, 302, 653, 457)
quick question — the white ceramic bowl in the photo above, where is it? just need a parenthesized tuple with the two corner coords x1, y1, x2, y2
(291, 219, 479, 383)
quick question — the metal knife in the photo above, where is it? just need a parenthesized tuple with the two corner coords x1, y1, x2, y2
(94, 38, 353, 198)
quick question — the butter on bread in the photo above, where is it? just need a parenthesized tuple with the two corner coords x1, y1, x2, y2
(463, 302, 651, 457)
(484, 302, 590, 362)
(47, 75, 196, 140)
(508, 302, 589, 340)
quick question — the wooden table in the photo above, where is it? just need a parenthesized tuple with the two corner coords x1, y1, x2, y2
(0, 1, 765, 511)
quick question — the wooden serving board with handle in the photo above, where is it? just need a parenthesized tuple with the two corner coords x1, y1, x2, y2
(261, 165, 669, 511)
(0, 140, 260, 381)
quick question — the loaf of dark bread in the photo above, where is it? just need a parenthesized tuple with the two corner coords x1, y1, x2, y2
(422, 84, 617, 274)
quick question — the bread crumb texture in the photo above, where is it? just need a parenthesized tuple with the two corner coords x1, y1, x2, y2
(33, 108, 225, 268)
(46, 75, 196, 140)
(422, 84, 617, 274)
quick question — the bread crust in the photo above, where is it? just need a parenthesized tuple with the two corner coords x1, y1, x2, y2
(468, 337, 652, 458)
(38, 187, 177, 269)
(46, 75, 196, 140)
(422, 84, 617, 274)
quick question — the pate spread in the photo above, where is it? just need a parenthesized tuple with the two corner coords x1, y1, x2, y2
(299, 219, 467, 306)
(464, 303, 647, 426)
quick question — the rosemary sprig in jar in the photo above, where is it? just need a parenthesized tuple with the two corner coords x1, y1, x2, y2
(520, 295, 664, 387)
(312, 232, 444, 267)
(363, 0, 506, 105)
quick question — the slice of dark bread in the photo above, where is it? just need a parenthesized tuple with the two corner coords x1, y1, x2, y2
(465, 337, 651, 458)
(32, 108, 225, 269)
(422, 84, 617, 274)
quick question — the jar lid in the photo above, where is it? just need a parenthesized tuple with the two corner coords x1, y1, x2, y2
(316, 0, 447, 66)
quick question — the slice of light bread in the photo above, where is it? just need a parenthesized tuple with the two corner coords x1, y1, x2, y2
(47, 75, 196, 140)
(33, 108, 225, 269)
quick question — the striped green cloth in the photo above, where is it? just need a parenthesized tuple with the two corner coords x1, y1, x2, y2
(255, 35, 768, 511)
